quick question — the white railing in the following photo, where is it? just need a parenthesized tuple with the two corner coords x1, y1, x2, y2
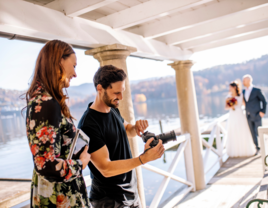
(141, 133, 195, 208)
(258, 126, 268, 172)
(200, 113, 229, 176)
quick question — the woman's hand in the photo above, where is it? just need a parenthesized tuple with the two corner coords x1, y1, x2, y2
(79, 146, 91, 169)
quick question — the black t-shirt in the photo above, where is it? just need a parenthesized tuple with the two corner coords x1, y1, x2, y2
(77, 102, 139, 205)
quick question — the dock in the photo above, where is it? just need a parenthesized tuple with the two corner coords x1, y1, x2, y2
(176, 155, 263, 208)
(0, 179, 31, 208)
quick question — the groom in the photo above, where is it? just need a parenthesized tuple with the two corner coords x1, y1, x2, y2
(243, 74, 267, 155)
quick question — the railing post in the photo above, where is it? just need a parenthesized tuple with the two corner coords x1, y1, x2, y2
(215, 124, 223, 166)
(184, 134, 196, 191)
(258, 126, 268, 172)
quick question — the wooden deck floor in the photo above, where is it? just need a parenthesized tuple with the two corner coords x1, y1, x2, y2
(176, 155, 263, 208)
(0, 179, 31, 208)
(0, 156, 263, 208)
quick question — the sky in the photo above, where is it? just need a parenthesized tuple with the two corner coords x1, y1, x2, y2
(0, 35, 268, 90)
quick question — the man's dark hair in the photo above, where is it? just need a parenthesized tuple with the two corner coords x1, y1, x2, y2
(93, 65, 127, 89)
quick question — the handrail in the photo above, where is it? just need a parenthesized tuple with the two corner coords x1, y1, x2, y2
(200, 113, 229, 134)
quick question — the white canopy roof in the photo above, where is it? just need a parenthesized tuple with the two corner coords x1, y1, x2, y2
(1, 0, 268, 60)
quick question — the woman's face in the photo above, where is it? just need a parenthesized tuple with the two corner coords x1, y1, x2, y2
(229, 85, 235, 94)
(61, 53, 77, 88)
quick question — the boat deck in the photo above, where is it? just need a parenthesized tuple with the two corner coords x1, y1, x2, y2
(176, 155, 263, 208)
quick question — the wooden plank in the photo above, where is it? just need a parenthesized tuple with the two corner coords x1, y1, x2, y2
(0, 181, 31, 208)
(176, 155, 263, 207)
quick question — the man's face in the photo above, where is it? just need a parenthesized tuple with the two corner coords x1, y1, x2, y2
(243, 77, 250, 87)
(102, 81, 125, 108)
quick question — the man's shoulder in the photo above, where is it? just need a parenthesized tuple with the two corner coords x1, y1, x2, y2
(253, 87, 261, 93)
(253, 87, 261, 90)
(78, 108, 98, 128)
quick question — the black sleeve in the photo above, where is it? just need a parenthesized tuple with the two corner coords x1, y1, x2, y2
(257, 89, 267, 113)
(80, 124, 106, 154)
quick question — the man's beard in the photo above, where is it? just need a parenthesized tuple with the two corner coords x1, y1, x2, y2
(103, 91, 119, 108)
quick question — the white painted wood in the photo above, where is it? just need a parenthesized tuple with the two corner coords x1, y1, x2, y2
(142, 164, 193, 186)
(203, 126, 217, 166)
(126, 0, 268, 39)
(184, 134, 196, 192)
(202, 139, 221, 157)
(162, 186, 194, 208)
(179, 20, 268, 50)
(216, 125, 223, 166)
(258, 126, 268, 172)
(156, 4, 268, 45)
(164, 135, 187, 150)
(45, 0, 119, 17)
(200, 113, 229, 133)
(217, 122, 227, 136)
(0, 0, 192, 61)
(149, 139, 188, 208)
(140, 135, 195, 207)
(192, 27, 268, 52)
(96, 0, 213, 29)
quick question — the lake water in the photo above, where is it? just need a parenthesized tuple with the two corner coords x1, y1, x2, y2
(0, 95, 244, 206)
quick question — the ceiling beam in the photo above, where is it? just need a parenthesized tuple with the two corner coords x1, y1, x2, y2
(0, 0, 192, 61)
(191, 28, 268, 52)
(96, 0, 213, 29)
(156, 4, 268, 45)
(126, 0, 268, 39)
(45, 0, 118, 17)
(178, 20, 268, 50)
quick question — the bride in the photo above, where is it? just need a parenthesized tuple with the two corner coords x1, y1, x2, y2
(225, 81, 255, 157)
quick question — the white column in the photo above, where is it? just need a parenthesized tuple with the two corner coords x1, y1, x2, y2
(168, 60, 206, 190)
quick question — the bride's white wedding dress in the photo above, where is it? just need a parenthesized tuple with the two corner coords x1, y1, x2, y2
(226, 94, 255, 157)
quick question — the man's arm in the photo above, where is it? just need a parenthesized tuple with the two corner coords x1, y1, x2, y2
(90, 138, 164, 178)
(257, 89, 267, 114)
(124, 120, 149, 137)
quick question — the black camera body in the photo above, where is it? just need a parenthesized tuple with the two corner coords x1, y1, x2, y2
(141, 130, 177, 147)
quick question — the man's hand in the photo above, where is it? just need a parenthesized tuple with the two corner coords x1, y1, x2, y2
(260, 112, 265, 118)
(135, 120, 149, 136)
(140, 138, 165, 164)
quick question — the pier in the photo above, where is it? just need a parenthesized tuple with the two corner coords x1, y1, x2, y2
(177, 156, 263, 208)
(1, 0, 268, 207)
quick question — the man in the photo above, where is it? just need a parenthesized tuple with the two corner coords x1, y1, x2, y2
(78, 65, 165, 208)
(243, 74, 267, 155)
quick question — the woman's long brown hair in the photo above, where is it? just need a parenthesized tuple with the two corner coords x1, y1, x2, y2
(25, 40, 75, 119)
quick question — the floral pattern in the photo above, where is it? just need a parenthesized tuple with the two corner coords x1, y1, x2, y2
(26, 82, 90, 208)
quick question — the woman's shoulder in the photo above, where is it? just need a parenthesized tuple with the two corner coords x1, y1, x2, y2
(28, 92, 61, 114)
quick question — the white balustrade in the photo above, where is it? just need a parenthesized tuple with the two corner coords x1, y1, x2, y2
(258, 126, 268, 172)
(140, 133, 195, 208)
(200, 113, 229, 176)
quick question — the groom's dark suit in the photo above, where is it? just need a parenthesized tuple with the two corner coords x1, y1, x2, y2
(243, 87, 267, 150)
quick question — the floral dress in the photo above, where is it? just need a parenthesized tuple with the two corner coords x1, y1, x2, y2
(26, 83, 90, 208)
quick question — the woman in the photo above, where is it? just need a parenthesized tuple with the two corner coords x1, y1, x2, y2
(25, 40, 91, 207)
(225, 81, 255, 157)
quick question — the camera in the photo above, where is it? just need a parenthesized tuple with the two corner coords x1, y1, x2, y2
(141, 130, 177, 147)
